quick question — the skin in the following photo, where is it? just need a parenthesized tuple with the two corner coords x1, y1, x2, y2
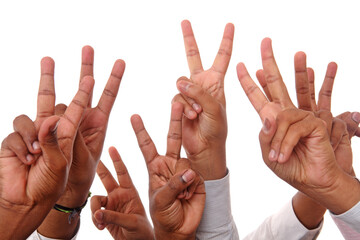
(38, 46, 126, 239)
(0, 57, 93, 239)
(131, 102, 206, 240)
(172, 20, 235, 180)
(258, 51, 359, 229)
(237, 38, 360, 216)
(91, 147, 154, 240)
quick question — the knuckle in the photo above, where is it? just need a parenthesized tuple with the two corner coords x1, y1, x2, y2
(266, 74, 281, 84)
(167, 132, 181, 141)
(296, 86, 309, 95)
(186, 49, 200, 57)
(139, 137, 152, 148)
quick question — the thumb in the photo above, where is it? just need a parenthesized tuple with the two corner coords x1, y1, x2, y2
(94, 210, 139, 230)
(38, 115, 68, 170)
(153, 169, 196, 209)
(259, 118, 277, 165)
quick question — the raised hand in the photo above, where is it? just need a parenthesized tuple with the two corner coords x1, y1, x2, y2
(91, 147, 153, 240)
(38, 46, 125, 238)
(54, 46, 125, 207)
(0, 57, 93, 239)
(292, 52, 359, 176)
(237, 38, 360, 215)
(131, 102, 205, 240)
(173, 20, 234, 180)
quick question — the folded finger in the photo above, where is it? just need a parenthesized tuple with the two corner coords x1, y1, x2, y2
(13, 115, 40, 154)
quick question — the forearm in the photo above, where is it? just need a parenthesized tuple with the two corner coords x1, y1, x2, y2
(308, 172, 360, 215)
(292, 192, 326, 229)
(37, 209, 80, 239)
(244, 200, 322, 240)
(37, 192, 88, 239)
(0, 201, 52, 239)
(155, 230, 194, 240)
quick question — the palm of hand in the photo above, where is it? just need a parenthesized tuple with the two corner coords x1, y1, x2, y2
(105, 188, 148, 240)
(182, 71, 228, 158)
(66, 108, 108, 189)
(147, 155, 176, 190)
(190, 70, 225, 104)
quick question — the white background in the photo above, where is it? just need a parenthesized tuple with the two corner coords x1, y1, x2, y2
(0, 1, 359, 239)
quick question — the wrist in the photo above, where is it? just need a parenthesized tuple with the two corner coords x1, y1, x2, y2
(292, 192, 326, 229)
(309, 170, 360, 215)
(56, 188, 89, 208)
(0, 200, 52, 239)
(186, 145, 226, 180)
(154, 229, 195, 240)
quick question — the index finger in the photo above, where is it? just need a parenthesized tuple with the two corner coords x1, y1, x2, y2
(108, 146, 133, 189)
(80, 46, 94, 107)
(97, 160, 118, 193)
(211, 23, 234, 75)
(261, 38, 294, 108)
(237, 63, 269, 121)
(36, 57, 55, 130)
(317, 62, 337, 111)
(181, 20, 204, 75)
(131, 114, 158, 165)
(61, 76, 94, 132)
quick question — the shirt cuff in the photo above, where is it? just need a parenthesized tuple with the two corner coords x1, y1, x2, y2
(270, 201, 322, 240)
(196, 170, 239, 239)
(331, 200, 360, 238)
(245, 201, 322, 240)
(27, 230, 78, 240)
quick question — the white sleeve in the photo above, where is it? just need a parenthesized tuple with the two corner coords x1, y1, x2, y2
(331, 200, 360, 240)
(27, 230, 78, 240)
(196, 171, 239, 240)
(243, 201, 322, 240)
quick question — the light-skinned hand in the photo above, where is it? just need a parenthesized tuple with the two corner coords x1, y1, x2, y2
(172, 20, 234, 180)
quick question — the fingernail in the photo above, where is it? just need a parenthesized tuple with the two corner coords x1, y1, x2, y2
(95, 211, 103, 221)
(52, 120, 60, 133)
(262, 118, 271, 134)
(26, 154, 34, 162)
(187, 110, 197, 119)
(351, 112, 360, 123)
(178, 81, 191, 92)
(32, 141, 40, 150)
(192, 103, 201, 113)
(182, 169, 195, 183)
(269, 149, 276, 161)
(98, 223, 105, 229)
(278, 153, 284, 162)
